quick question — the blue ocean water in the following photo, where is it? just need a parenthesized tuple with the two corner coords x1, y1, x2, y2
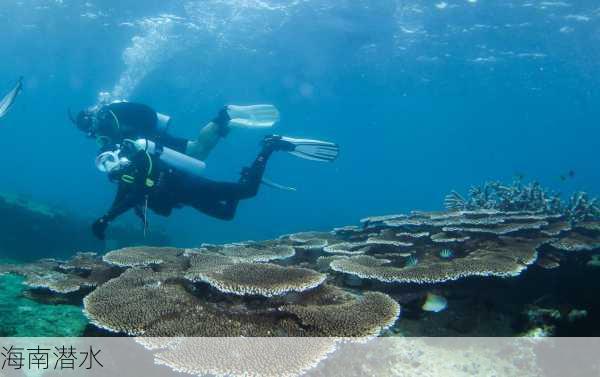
(0, 0, 598, 249)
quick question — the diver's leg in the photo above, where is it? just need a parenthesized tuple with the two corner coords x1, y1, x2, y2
(191, 199, 239, 221)
(185, 108, 230, 160)
(187, 137, 277, 204)
(185, 136, 288, 221)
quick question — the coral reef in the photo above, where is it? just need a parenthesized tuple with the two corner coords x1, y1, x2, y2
(1, 179, 599, 375)
(0, 253, 120, 294)
(0, 274, 88, 336)
(73, 246, 398, 338)
(150, 338, 338, 377)
(281, 289, 401, 337)
(213, 243, 296, 262)
(318, 198, 600, 285)
(83, 268, 198, 335)
(186, 262, 327, 297)
(3, 180, 598, 339)
(327, 209, 560, 283)
(103, 247, 185, 268)
(444, 179, 600, 224)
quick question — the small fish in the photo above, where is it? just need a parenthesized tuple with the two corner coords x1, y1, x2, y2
(405, 255, 419, 267)
(0, 77, 23, 119)
(422, 293, 448, 313)
(439, 249, 454, 259)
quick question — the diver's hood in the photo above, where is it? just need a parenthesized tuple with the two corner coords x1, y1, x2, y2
(95, 150, 130, 174)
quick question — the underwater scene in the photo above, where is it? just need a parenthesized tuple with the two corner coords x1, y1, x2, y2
(1, 0, 600, 375)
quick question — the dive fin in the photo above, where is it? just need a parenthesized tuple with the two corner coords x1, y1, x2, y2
(0, 77, 23, 118)
(281, 136, 339, 162)
(227, 104, 280, 128)
(262, 177, 297, 192)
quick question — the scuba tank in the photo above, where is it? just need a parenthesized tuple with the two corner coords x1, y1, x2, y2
(133, 139, 206, 177)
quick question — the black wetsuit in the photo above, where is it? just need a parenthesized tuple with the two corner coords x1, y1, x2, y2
(98, 145, 272, 228)
(95, 102, 188, 153)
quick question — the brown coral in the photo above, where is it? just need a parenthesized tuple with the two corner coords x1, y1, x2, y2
(549, 233, 600, 252)
(331, 237, 543, 284)
(280, 290, 400, 337)
(287, 231, 336, 244)
(186, 263, 326, 297)
(102, 246, 184, 267)
(323, 242, 369, 255)
(1, 255, 117, 294)
(217, 244, 295, 262)
(24, 272, 95, 294)
(83, 268, 193, 335)
(151, 337, 338, 377)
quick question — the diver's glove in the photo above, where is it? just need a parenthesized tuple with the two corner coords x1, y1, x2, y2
(92, 217, 109, 240)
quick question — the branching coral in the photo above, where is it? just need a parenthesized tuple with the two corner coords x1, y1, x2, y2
(445, 179, 599, 223)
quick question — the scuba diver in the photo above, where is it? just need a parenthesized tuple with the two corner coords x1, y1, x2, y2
(69, 101, 280, 160)
(91, 135, 340, 240)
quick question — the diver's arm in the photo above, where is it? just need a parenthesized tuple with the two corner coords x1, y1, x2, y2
(92, 165, 146, 240)
(104, 184, 142, 221)
(92, 185, 143, 240)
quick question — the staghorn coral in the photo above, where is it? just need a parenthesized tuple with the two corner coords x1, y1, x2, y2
(185, 263, 326, 297)
(445, 179, 600, 223)
(567, 192, 600, 223)
(280, 290, 401, 337)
